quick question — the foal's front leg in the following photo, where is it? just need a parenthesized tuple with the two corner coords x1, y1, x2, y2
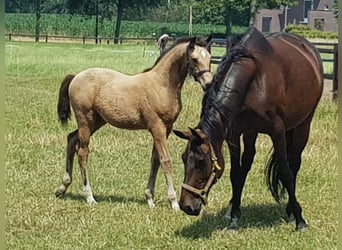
(148, 127, 179, 210)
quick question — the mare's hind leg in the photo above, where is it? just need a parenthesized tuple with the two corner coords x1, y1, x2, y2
(55, 129, 79, 197)
(149, 125, 179, 210)
(285, 113, 313, 228)
(145, 145, 160, 208)
(270, 115, 307, 231)
(226, 132, 257, 230)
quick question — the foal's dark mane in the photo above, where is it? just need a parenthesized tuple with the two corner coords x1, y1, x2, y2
(143, 37, 210, 72)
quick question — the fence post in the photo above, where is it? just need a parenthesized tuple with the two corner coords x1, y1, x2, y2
(9, 33, 11, 41)
(83, 36, 85, 44)
(45, 34, 48, 43)
(332, 44, 338, 101)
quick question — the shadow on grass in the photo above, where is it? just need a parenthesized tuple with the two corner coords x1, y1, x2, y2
(176, 203, 288, 239)
(60, 192, 146, 205)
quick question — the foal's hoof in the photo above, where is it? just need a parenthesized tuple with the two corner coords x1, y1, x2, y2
(54, 187, 66, 198)
(171, 201, 180, 211)
(296, 223, 309, 232)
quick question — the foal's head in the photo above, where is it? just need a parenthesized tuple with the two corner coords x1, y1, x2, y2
(174, 128, 222, 215)
(186, 36, 213, 90)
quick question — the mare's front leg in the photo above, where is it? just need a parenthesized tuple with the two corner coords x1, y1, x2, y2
(55, 130, 79, 197)
(149, 125, 179, 210)
(225, 132, 257, 230)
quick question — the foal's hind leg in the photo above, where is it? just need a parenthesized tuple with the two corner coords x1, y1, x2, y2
(145, 145, 160, 208)
(55, 130, 79, 197)
(76, 113, 106, 204)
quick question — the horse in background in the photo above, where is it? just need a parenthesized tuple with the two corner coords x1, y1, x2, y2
(174, 27, 323, 230)
(55, 36, 212, 210)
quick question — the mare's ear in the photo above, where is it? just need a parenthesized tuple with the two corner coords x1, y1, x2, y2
(189, 127, 204, 145)
(189, 37, 196, 50)
(173, 129, 191, 140)
(206, 34, 212, 43)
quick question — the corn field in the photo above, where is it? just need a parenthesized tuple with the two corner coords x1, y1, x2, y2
(5, 13, 247, 38)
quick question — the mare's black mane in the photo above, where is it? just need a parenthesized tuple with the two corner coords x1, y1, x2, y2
(199, 27, 269, 141)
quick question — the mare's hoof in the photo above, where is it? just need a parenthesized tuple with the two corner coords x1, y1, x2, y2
(296, 223, 308, 232)
(287, 213, 295, 223)
(228, 218, 239, 232)
(228, 225, 239, 233)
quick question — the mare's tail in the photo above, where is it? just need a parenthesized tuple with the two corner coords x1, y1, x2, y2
(57, 74, 75, 125)
(265, 149, 286, 203)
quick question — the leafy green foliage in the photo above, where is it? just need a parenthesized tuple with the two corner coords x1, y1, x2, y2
(5, 13, 248, 37)
(285, 24, 338, 39)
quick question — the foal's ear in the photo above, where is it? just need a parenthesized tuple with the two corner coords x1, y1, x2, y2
(173, 129, 191, 140)
(189, 37, 196, 50)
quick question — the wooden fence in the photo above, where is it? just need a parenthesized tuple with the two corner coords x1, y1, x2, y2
(5, 33, 338, 99)
(210, 39, 338, 100)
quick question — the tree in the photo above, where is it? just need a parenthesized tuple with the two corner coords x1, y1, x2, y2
(112, 0, 164, 44)
(35, 0, 41, 42)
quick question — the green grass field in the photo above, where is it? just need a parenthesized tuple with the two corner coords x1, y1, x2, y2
(5, 41, 337, 249)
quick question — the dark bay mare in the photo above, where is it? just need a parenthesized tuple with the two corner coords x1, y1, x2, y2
(55, 36, 212, 210)
(174, 28, 323, 230)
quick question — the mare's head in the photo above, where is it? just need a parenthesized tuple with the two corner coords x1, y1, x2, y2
(174, 128, 223, 215)
(186, 36, 213, 90)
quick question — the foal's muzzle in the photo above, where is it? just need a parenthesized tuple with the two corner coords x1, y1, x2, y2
(191, 69, 213, 90)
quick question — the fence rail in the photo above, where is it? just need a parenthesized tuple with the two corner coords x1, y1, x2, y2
(210, 41, 338, 100)
(5, 33, 338, 99)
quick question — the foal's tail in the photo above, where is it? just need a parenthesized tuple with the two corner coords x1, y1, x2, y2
(57, 74, 75, 125)
(265, 149, 286, 203)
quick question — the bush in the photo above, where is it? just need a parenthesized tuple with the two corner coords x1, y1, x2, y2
(284, 24, 338, 39)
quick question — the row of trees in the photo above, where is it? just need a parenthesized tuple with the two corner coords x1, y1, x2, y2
(6, 0, 300, 43)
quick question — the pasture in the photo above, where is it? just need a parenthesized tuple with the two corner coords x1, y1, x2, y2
(5, 41, 337, 249)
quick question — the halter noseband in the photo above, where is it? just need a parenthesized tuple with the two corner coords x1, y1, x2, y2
(189, 69, 211, 81)
(181, 143, 221, 204)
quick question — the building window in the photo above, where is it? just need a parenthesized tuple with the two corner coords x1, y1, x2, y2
(262, 17, 272, 33)
(314, 19, 324, 30)
(303, 0, 312, 23)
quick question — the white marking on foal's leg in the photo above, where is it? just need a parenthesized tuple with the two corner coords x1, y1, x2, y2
(165, 174, 179, 211)
(83, 183, 97, 204)
(145, 189, 156, 208)
(224, 203, 233, 220)
(55, 172, 72, 197)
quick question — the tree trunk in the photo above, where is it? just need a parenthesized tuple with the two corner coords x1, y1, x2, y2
(114, 0, 123, 44)
(225, 14, 232, 54)
(249, 0, 257, 27)
(95, 0, 99, 44)
(35, 0, 41, 42)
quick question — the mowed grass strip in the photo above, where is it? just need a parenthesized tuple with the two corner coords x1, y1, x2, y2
(5, 41, 337, 249)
